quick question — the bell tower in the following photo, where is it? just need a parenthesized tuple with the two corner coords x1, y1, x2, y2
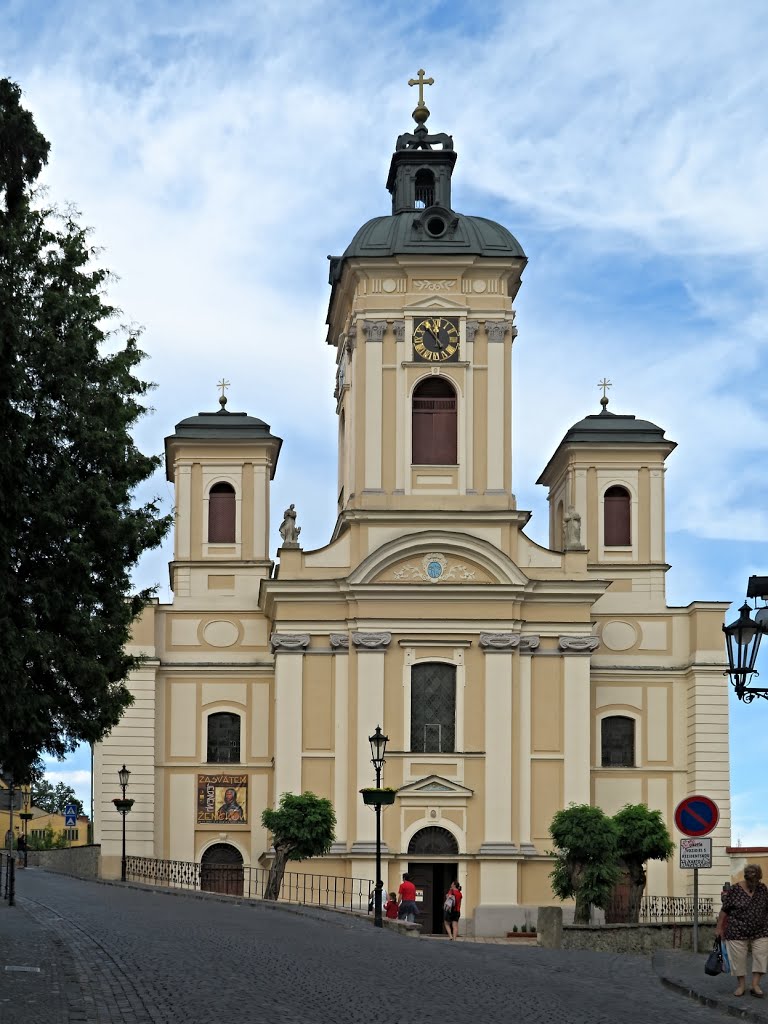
(327, 74, 527, 525)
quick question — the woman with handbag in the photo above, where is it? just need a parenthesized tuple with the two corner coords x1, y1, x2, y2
(716, 864, 768, 997)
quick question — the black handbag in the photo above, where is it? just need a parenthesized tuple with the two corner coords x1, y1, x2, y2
(704, 938, 724, 976)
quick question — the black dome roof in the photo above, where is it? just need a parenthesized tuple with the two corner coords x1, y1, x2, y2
(341, 210, 526, 262)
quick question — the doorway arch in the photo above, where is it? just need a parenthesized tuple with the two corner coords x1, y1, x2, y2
(408, 826, 459, 856)
(407, 827, 459, 935)
(200, 842, 244, 896)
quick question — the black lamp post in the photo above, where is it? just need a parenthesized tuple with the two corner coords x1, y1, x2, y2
(368, 725, 389, 928)
(112, 764, 134, 882)
(723, 576, 768, 702)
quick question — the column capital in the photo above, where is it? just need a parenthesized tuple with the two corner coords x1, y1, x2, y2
(330, 633, 350, 649)
(362, 320, 387, 342)
(351, 632, 391, 650)
(479, 632, 519, 650)
(270, 633, 310, 652)
(559, 635, 599, 653)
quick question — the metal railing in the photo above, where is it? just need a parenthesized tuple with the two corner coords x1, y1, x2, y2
(603, 894, 716, 924)
(1, 851, 15, 905)
(125, 856, 373, 911)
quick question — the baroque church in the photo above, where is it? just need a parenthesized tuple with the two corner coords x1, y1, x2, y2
(94, 80, 731, 935)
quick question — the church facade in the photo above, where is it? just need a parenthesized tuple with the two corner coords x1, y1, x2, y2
(94, 91, 731, 935)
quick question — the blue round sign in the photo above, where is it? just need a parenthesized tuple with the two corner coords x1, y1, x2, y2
(674, 795, 719, 838)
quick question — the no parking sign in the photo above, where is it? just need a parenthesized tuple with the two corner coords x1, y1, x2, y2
(674, 795, 719, 838)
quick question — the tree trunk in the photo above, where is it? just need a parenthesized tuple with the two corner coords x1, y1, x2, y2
(574, 892, 592, 924)
(264, 846, 290, 901)
(624, 862, 646, 924)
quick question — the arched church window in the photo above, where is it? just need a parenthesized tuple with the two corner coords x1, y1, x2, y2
(412, 378, 457, 466)
(604, 485, 631, 546)
(601, 715, 635, 767)
(414, 168, 436, 209)
(408, 826, 459, 856)
(208, 482, 236, 543)
(411, 663, 456, 753)
(206, 712, 241, 763)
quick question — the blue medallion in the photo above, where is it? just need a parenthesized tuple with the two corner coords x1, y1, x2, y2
(426, 560, 443, 579)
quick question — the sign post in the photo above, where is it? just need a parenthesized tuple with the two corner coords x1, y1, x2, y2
(674, 796, 719, 953)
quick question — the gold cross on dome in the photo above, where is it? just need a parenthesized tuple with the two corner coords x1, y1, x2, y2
(217, 378, 230, 400)
(598, 378, 612, 408)
(408, 69, 434, 108)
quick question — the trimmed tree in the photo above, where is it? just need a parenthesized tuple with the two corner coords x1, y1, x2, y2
(261, 792, 336, 901)
(549, 804, 621, 924)
(0, 78, 171, 780)
(613, 804, 674, 922)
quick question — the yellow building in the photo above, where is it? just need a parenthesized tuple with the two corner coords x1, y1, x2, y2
(94, 96, 731, 935)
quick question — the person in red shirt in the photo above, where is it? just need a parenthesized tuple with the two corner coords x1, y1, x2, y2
(443, 881, 463, 939)
(384, 892, 399, 919)
(398, 873, 418, 922)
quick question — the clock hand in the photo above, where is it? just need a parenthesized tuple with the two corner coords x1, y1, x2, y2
(425, 327, 443, 349)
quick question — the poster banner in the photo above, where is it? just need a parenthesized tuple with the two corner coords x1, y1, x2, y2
(197, 774, 248, 824)
(680, 837, 712, 869)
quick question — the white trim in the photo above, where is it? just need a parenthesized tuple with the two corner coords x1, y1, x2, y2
(401, 816, 465, 856)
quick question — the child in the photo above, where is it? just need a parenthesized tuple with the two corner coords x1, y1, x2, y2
(384, 892, 399, 919)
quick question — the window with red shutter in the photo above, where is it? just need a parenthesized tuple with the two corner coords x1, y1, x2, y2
(604, 485, 630, 546)
(208, 482, 236, 543)
(412, 378, 457, 465)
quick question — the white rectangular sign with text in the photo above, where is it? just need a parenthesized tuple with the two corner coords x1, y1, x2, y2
(680, 837, 712, 869)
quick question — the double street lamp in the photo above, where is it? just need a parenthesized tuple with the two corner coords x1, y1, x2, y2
(112, 764, 134, 882)
(723, 575, 768, 703)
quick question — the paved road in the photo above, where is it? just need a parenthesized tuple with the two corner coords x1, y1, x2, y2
(0, 870, 737, 1024)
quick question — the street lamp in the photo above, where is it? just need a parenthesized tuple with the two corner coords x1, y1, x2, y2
(368, 725, 389, 928)
(19, 789, 32, 868)
(112, 764, 134, 882)
(723, 576, 768, 702)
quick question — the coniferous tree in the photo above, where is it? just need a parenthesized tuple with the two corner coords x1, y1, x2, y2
(0, 78, 171, 780)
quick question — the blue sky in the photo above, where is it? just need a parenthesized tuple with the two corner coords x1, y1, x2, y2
(3, 0, 768, 844)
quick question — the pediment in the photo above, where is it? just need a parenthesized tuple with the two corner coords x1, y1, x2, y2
(348, 530, 529, 587)
(398, 775, 474, 798)
(404, 294, 467, 313)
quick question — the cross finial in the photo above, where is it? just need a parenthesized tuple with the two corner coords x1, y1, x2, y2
(598, 377, 612, 410)
(217, 378, 230, 410)
(408, 69, 434, 125)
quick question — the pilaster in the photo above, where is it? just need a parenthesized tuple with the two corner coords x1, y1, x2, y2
(272, 634, 309, 799)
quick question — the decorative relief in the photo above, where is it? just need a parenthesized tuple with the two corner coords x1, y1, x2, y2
(519, 635, 540, 651)
(329, 633, 350, 649)
(351, 632, 391, 650)
(479, 632, 520, 650)
(393, 320, 405, 343)
(600, 621, 637, 652)
(412, 279, 456, 292)
(465, 320, 480, 343)
(486, 320, 514, 343)
(392, 552, 476, 583)
(558, 635, 599, 652)
(362, 320, 387, 342)
(271, 633, 310, 651)
(202, 620, 240, 648)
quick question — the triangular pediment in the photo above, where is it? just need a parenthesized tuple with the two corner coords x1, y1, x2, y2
(404, 294, 467, 313)
(397, 774, 474, 798)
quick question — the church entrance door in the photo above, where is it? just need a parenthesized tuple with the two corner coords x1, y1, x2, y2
(200, 843, 244, 896)
(408, 861, 457, 934)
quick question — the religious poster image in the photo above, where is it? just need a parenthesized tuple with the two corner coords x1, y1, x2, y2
(197, 774, 248, 824)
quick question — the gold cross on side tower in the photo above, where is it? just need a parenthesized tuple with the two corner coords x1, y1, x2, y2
(408, 69, 434, 108)
(217, 377, 230, 409)
(598, 377, 612, 410)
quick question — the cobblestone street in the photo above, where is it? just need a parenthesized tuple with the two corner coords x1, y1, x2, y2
(0, 871, 742, 1024)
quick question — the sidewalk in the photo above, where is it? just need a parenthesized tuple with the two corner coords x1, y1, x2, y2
(0, 897, 68, 1024)
(654, 949, 768, 1023)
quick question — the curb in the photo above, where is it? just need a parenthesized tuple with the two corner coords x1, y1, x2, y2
(658, 974, 765, 1023)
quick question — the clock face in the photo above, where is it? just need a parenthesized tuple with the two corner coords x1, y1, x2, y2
(413, 317, 459, 362)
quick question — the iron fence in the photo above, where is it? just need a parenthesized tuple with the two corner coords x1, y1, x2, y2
(125, 856, 373, 911)
(603, 894, 716, 924)
(0, 850, 15, 905)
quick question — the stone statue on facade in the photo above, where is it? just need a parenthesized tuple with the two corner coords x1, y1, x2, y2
(279, 504, 301, 547)
(563, 505, 583, 550)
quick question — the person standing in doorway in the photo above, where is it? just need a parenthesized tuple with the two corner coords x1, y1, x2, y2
(443, 881, 462, 939)
(397, 873, 418, 923)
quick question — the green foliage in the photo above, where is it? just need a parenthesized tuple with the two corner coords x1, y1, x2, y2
(549, 804, 621, 922)
(32, 778, 84, 816)
(512, 924, 518, 932)
(0, 78, 171, 778)
(26, 824, 69, 850)
(613, 804, 674, 866)
(262, 791, 336, 861)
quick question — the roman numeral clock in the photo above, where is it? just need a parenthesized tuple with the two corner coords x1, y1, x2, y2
(413, 316, 459, 362)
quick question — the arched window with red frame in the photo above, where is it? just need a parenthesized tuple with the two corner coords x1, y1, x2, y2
(208, 482, 236, 543)
(412, 377, 457, 465)
(604, 485, 631, 546)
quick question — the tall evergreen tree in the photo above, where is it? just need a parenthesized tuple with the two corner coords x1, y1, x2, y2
(0, 78, 171, 780)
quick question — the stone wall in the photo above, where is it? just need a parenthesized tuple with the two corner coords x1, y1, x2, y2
(26, 844, 101, 880)
(562, 922, 716, 953)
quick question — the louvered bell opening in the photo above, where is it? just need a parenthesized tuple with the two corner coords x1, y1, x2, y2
(208, 485, 236, 543)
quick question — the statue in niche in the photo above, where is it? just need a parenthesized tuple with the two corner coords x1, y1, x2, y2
(563, 505, 583, 550)
(279, 503, 301, 546)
